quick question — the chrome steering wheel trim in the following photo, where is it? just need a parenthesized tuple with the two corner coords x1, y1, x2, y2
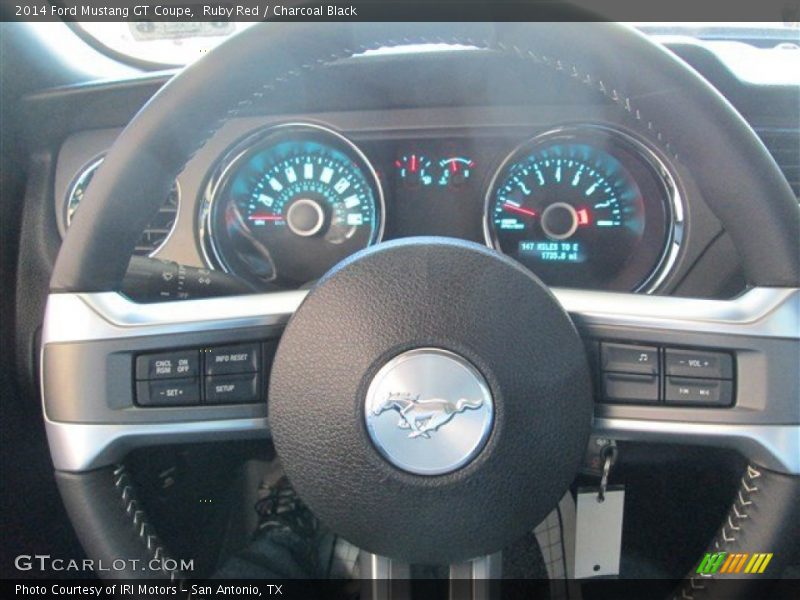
(42, 286, 799, 474)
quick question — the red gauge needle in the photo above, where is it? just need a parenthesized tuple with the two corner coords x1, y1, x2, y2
(503, 203, 537, 218)
(248, 214, 284, 221)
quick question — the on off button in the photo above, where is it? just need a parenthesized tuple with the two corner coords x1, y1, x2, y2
(136, 350, 199, 380)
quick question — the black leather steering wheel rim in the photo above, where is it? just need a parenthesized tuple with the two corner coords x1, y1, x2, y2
(46, 22, 800, 593)
(51, 22, 799, 291)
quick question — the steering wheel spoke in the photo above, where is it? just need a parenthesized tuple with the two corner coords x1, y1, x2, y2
(43, 285, 798, 475)
(561, 287, 800, 474)
(42, 290, 304, 472)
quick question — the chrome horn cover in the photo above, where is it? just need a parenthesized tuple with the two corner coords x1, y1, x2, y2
(365, 348, 495, 475)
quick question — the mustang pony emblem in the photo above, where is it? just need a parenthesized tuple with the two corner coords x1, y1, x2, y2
(372, 392, 484, 438)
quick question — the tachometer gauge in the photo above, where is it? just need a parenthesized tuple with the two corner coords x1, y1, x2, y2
(203, 124, 384, 289)
(485, 128, 680, 292)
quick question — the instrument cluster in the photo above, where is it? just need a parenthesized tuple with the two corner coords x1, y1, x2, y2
(196, 122, 682, 293)
(60, 121, 682, 294)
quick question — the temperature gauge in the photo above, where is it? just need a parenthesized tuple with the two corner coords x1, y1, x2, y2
(438, 157, 474, 187)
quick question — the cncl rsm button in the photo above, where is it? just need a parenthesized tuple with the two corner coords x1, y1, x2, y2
(136, 350, 199, 380)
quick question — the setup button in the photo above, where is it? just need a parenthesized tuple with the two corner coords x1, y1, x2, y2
(205, 373, 261, 404)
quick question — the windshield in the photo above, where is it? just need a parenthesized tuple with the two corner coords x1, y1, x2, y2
(75, 21, 254, 66)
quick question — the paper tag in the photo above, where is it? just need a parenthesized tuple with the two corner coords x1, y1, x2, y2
(574, 486, 625, 579)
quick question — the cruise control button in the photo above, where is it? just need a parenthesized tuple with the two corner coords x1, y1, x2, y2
(601, 343, 658, 375)
(205, 343, 260, 375)
(665, 377, 733, 406)
(205, 373, 260, 404)
(601, 372, 659, 404)
(665, 349, 732, 379)
(136, 350, 199, 380)
(137, 378, 199, 406)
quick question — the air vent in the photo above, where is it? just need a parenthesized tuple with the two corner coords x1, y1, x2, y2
(754, 127, 800, 201)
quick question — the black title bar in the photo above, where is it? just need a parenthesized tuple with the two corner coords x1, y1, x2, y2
(2, 0, 800, 22)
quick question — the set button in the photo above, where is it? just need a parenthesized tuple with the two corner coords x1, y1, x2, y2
(136, 378, 199, 407)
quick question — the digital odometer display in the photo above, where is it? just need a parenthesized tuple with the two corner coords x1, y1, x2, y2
(519, 240, 585, 263)
(486, 130, 673, 291)
(206, 125, 383, 288)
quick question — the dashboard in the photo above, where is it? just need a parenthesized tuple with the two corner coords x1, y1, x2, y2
(5, 28, 798, 584)
(11, 40, 797, 409)
(37, 42, 796, 311)
(57, 115, 683, 294)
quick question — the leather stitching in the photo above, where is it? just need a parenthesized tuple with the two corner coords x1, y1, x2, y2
(113, 464, 183, 581)
(110, 29, 678, 582)
(172, 32, 677, 177)
(671, 465, 762, 600)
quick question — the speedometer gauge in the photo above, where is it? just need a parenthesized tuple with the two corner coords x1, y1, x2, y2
(203, 124, 384, 289)
(485, 128, 680, 292)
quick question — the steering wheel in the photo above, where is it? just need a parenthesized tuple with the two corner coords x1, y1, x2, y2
(42, 23, 799, 597)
